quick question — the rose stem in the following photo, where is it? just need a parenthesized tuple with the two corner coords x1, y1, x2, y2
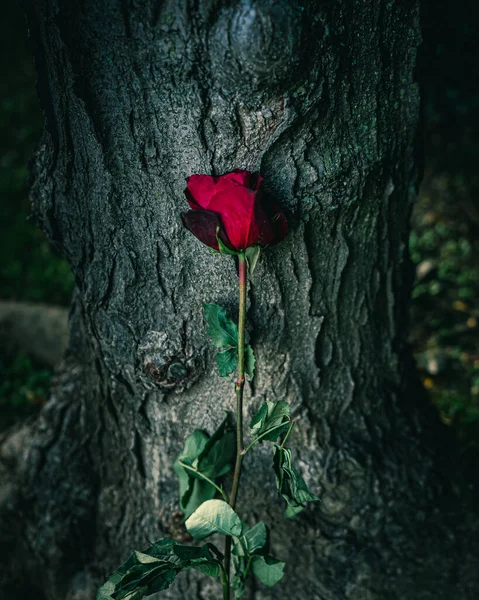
(223, 250, 247, 600)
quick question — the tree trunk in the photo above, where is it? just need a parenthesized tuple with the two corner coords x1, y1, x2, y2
(1, 1, 478, 598)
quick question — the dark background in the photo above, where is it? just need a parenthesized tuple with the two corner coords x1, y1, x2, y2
(1, 1, 478, 476)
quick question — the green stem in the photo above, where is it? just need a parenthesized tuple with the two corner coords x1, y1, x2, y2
(177, 460, 228, 503)
(241, 421, 293, 455)
(243, 555, 253, 580)
(280, 421, 295, 449)
(223, 251, 247, 600)
(221, 564, 229, 600)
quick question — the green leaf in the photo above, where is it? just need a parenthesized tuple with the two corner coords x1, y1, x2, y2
(216, 345, 254, 379)
(172, 543, 217, 561)
(97, 539, 223, 600)
(97, 575, 123, 600)
(272, 446, 319, 515)
(185, 499, 243, 540)
(284, 504, 304, 518)
(245, 246, 261, 274)
(203, 304, 254, 380)
(203, 303, 238, 349)
(232, 566, 247, 598)
(173, 430, 214, 518)
(233, 521, 268, 557)
(197, 414, 236, 480)
(172, 544, 222, 578)
(117, 562, 176, 598)
(192, 562, 221, 578)
(216, 347, 238, 377)
(173, 418, 235, 518)
(252, 555, 285, 587)
(250, 401, 290, 442)
(244, 345, 255, 379)
(250, 403, 268, 434)
(180, 477, 216, 520)
(177, 430, 210, 466)
(147, 569, 177, 594)
(243, 521, 267, 554)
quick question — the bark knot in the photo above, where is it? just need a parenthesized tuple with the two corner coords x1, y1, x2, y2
(136, 330, 201, 392)
(209, 0, 309, 99)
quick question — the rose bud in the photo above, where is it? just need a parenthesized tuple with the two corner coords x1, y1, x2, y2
(181, 169, 288, 253)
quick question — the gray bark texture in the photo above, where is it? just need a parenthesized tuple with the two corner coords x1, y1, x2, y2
(1, 0, 478, 599)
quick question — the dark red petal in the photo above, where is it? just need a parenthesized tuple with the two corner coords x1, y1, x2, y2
(221, 170, 252, 187)
(184, 187, 202, 210)
(186, 174, 217, 209)
(248, 171, 264, 191)
(181, 210, 229, 251)
(221, 170, 264, 191)
(260, 196, 288, 245)
(271, 210, 288, 243)
(250, 202, 275, 248)
(208, 186, 260, 250)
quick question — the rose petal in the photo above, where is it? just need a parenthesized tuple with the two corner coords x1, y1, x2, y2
(184, 187, 202, 210)
(222, 170, 263, 191)
(248, 171, 264, 191)
(260, 196, 288, 245)
(185, 174, 217, 209)
(183, 170, 285, 251)
(250, 202, 275, 247)
(208, 186, 261, 250)
(271, 210, 288, 243)
(221, 170, 251, 187)
(181, 210, 233, 251)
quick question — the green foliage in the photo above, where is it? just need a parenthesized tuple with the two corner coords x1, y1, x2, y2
(98, 293, 308, 600)
(0, 6, 74, 307)
(173, 431, 215, 519)
(273, 446, 319, 517)
(185, 499, 243, 540)
(0, 205, 74, 305)
(203, 303, 255, 379)
(173, 415, 235, 518)
(233, 521, 267, 557)
(216, 347, 238, 377)
(231, 573, 247, 598)
(97, 538, 223, 600)
(250, 400, 291, 442)
(231, 521, 285, 596)
(435, 390, 479, 425)
(0, 4, 73, 429)
(197, 416, 235, 479)
(245, 246, 261, 274)
(251, 555, 285, 587)
(215, 344, 256, 378)
(409, 177, 479, 453)
(0, 348, 51, 430)
(203, 303, 238, 349)
(172, 404, 298, 594)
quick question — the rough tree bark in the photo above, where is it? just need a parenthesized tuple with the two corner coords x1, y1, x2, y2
(1, 1, 478, 599)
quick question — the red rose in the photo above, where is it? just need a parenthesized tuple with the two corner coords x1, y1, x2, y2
(181, 169, 288, 252)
